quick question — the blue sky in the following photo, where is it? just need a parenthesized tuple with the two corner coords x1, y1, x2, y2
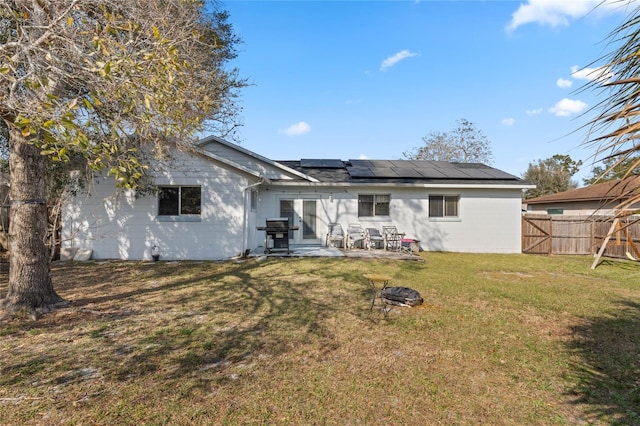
(221, 0, 634, 183)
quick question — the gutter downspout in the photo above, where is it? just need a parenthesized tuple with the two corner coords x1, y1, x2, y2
(241, 178, 269, 258)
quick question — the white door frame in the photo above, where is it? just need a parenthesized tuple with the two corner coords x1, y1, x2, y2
(278, 196, 322, 245)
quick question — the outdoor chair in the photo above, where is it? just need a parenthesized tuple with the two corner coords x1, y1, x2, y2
(326, 223, 345, 248)
(382, 225, 405, 251)
(365, 227, 384, 250)
(346, 223, 365, 249)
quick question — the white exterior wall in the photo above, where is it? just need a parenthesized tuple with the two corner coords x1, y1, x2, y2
(254, 185, 524, 253)
(62, 151, 256, 261)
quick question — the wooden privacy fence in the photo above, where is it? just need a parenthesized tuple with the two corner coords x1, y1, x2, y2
(522, 213, 640, 258)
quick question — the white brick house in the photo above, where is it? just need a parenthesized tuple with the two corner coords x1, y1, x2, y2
(62, 136, 534, 260)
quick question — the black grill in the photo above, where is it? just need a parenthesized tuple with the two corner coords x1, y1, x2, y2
(257, 218, 299, 254)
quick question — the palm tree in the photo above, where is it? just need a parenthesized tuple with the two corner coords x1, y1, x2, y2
(584, 2, 640, 213)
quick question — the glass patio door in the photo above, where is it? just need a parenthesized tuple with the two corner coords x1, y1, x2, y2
(279, 198, 320, 244)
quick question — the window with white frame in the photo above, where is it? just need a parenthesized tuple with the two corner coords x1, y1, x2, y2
(250, 189, 258, 211)
(158, 186, 201, 216)
(429, 195, 459, 218)
(358, 194, 390, 217)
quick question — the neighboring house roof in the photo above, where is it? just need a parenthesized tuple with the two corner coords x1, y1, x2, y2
(275, 159, 533, 188)
(526, 176, 640, 204)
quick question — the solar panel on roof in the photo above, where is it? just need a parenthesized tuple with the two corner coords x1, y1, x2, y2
(451, 162, 485, 168)
(482, 169, 517, 179)
(407, 160, 435, 167)
(373, 160, 396, 168)
(345, 158, 519, 181)
(439, 168, 473, 178)
(435, 162, 458, 169)
(346, 167, 376, 177)
(392, 168, 423, 178)
(447, 163, 518, 179)
(348, 159, 372, 168)
(370, 168, 397, 177)
(416, 168, 447, 178)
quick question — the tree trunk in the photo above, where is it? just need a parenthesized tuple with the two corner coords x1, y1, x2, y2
(1, 128, 66, 319)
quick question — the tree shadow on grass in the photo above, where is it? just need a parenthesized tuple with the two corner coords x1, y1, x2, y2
(1, 258, 367, 397)
(566, 300, 640, 425)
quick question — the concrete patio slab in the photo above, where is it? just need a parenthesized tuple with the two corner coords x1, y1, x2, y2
(252, 245, 423, 261)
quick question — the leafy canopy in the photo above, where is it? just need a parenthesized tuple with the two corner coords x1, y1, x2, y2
(0, 0, 245, 189)
(583, 155, 640, 186)
(404, 118, 493, 164)
(522, 154, 582, 200)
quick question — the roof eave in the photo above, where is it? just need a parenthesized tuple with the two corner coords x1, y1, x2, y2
(195, 148, 262, 179)
(267, 181, 534, 190)
(526, 196, 630, 204)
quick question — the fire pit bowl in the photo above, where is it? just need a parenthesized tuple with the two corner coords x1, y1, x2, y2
(380, 286, 423, 307)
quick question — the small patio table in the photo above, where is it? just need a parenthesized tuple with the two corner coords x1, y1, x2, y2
(363, 274, 391, 313)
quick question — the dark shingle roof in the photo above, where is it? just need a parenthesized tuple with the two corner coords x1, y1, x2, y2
(526, 176, 640, 204)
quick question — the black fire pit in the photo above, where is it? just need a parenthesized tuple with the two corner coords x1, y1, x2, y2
(256, 217, 299, 254)
(380, 286, 423, 307)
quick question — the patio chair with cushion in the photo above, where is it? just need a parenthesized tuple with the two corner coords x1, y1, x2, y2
(365, 227, 384, 250)
(382, 225, 405, 251)
(326, 223, 345, 248)
(346, 223, 365, 249)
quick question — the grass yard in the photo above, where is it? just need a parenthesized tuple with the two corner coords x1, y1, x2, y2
(1, 252, 639, 425)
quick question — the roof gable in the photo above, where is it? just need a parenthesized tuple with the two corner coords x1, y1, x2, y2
(194, 135, 318, 182)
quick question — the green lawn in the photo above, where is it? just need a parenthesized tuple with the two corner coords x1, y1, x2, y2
(1, 253, 639, 425)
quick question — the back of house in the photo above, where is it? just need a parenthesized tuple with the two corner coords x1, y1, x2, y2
(62, 137, 533, 260)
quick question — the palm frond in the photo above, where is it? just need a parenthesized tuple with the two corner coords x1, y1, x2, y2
(584, 2, 640, 214)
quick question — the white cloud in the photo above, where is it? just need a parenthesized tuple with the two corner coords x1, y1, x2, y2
(280, 121, 311, 136)
(507, 0, 620, 31)
(548, 98, 588, 117)
(571, 65, 612, 83)
(526, 108, 543, 116)
(556, 78, 573, 89)
(501, 118, 515, 126)
(380, 50, 418, 72)
(358, 154, 369, 159)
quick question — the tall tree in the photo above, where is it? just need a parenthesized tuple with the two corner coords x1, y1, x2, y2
(404, 118, 493, 164)
(0, 120, 8, 172)
(523, 154, 582, 199)
(583, 2, 640, 212)
(583, 155, 640, 186)
(0, 0, 245, 318)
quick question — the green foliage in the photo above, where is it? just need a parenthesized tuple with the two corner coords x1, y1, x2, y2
(0, 1, 246, 314)
(0, 0, 246, 190)
(583, 155, 640, 186)
(523, 154, 582, 199)
(404, 118, 493, 164)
